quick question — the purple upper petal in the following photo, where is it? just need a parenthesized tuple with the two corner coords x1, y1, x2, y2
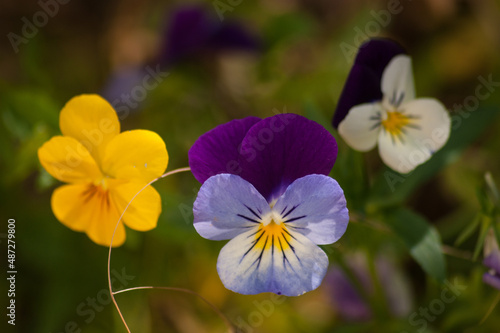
(239, 114, 338, 201)
(189, 114, 338, 202)
(189, 116, 261, 184)
(332, 38, 406, 128)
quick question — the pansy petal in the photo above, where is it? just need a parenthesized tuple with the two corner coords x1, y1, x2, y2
(483, 273, 500, 290)
(484, 250, 500, 273)
(210, 21, 260, 51)
(338, 103, 382, 151)
(189, 117, 261, 184)
(60, 94, 120, 163)
(239, 114, 338, 202)
(400, 98, 451, 147)
(381, 55, 415, 108)
(377, 127, 432, 174)
(217, 227, 329, 296)
(38, 136, 102, 183)
(273, 174, 349, 245)
(102, 130, 169, 183)
(51, 183, 126, 247)
(109, 180, 162, 231)
(377, 98, 450, 174)
(193, 174, 271, 240)
(333, 38, 406, 128)
(158, 5, 215, 66)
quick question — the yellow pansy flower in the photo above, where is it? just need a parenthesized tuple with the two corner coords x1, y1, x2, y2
(38, 94, 168, 246)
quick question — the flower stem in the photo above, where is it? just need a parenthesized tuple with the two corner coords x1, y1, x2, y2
(106, 167, 233, 333)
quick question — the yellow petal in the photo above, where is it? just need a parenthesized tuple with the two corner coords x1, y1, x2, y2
(38, 136, 102, 183)
(109, 180, 162, 231)
(51, 183, 126, 247)
(102, 130, 169, 183)
(60, 94, 120, 164)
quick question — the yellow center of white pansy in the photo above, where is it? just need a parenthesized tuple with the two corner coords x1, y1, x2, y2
(381, 111, 413, 138)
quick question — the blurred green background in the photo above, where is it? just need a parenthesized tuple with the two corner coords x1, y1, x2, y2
(1, 0, 500, 332)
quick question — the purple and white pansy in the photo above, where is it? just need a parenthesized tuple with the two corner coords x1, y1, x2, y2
(334, 39, 451, 174)
(189, 114, 349, 296)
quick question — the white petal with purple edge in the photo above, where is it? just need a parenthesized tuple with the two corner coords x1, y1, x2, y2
(338, 103, 382, 152)
(217, 227, 329, 296)
(381, 55, 415, 108)
(193, 174, 271, 240)
(273, 174, 349, 245)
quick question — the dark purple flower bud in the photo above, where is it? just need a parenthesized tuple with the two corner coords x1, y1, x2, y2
(332, 38, 406, 128)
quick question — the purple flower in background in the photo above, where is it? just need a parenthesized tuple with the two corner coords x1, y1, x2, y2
(326, 253, 413, 321)
(101, 5, 259, 113)
(483, 249, 500, 290)
(333, 39, 406, 129)
(158, 5, 260, 66)
(189, 114, 349, 296)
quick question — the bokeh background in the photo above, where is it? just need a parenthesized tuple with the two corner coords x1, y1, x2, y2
(1, 0, 500, 332)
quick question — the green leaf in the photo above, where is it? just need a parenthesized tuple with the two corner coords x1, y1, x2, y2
(493, 221, 500, 251)
(368, 107, 500, 209)
(262, 12, 315, 47)
(455, 214, 481, 246)
(385, 208, 446, 282)
(473, 215, 492, 260)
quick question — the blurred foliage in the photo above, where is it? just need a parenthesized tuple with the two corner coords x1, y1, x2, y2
(1, 0, 500, 332)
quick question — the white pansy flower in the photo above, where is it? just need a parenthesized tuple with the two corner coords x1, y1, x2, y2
(338, 55, 451, 174)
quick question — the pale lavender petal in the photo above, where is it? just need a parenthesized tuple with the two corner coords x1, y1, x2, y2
(484, 249, 500, 273)
(273, 174, 348, 245)
(483, 273, 500, 290)
(193, 174, 270, 240)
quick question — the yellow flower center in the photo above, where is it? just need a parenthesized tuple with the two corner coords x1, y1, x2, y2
(381, 111, 412, 137)
(93, 176, 111, 191)
(254, 219, 291, 251)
